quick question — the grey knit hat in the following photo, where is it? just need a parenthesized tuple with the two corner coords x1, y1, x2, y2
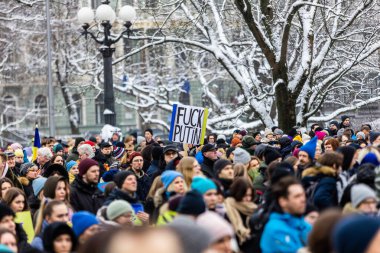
(106, 200, 135, 221)
(351, 184, 377, 208)
(233, 147, 251, 165)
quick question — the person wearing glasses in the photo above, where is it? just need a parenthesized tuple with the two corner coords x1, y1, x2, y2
(127, 152, 151, 203)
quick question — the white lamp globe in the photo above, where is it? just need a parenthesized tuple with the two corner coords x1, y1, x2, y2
(77, 7, 94, 24)
(96, 4, 116, 22)
(118, 5, 137, 22)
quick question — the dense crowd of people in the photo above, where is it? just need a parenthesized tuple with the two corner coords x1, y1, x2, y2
(1, 115, 380, 253)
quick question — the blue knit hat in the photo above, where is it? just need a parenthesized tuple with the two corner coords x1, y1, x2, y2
(191, 176, 217, 195)
(66, 160, 77, 172)
(299, 136, 318, 159)
(333, 215, 380, 253)
(32, 177, 47, 197)
(72, 211, 99, 237)
(161, 170, 184, 190)
(361, 152, 380, 166)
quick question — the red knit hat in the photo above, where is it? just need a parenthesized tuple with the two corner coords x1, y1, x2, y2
(128, 152, 142, 163)
(84, 141, 95, 147)
(78, 158, 99, 176)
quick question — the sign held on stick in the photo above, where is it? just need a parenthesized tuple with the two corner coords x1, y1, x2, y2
(169, 104, 208, 145)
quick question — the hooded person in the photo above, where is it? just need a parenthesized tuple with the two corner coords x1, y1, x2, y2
(42, 222, 77, 253)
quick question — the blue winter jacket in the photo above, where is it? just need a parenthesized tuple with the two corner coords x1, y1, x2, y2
(260, 212, 312, 253)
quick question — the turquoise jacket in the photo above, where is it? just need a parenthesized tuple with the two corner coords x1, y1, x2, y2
(260, 212, 312, 253)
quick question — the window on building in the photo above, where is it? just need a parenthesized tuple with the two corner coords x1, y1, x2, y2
(73, 94, 83, 125)
(1, 95, 16, 126)
(95, 94, 105, 124)
(35, 95, 48, 127)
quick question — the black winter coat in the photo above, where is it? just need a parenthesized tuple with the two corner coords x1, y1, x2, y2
(70, 177, 105, 214)
(201, 157, 216, 179)
(104, 188, 140, 206)
(129, 169, 151, 203)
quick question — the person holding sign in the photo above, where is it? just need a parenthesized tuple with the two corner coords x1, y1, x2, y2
(200, 144, 219, 179)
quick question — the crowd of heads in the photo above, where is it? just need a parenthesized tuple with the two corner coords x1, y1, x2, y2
(1, 117, 380, 253)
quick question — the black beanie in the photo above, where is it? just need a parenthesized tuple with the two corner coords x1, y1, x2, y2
(42, 222, 77, 252)
(177, 190, 206, 216)
(0, 203, 15, 221)
(264, 147, 282, 165)
(213, 159, 232, 176)
(151, 146, 163, 161)
(113, 170, 135, 189)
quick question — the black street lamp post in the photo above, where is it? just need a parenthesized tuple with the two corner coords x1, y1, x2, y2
(77, 1, 136, 126)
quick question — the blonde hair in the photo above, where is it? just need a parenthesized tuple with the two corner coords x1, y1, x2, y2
(176, 157, 196, 188)
(167, 176, 188, 193)
(233, 163, 249, 179)
(147, 176, 164, 199)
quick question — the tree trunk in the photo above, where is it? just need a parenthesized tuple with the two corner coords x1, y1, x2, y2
(275, 83, 297, 133)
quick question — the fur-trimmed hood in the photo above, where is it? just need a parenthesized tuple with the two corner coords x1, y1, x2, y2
(19, 177, 30, 186)
(96, 205, 120, 228)
(153, 187, 166, 208)
(302, 166, 337, 178)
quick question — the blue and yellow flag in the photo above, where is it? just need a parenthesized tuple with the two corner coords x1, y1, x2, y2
(32, 125, 41, 162)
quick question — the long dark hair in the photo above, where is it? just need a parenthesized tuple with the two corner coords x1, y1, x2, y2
(3, 187, 29, 211)
(229, 178, 254, 202)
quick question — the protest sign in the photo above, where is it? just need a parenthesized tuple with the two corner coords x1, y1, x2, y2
(15, 211, 35, 243)
(169, 104, 208, 145)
